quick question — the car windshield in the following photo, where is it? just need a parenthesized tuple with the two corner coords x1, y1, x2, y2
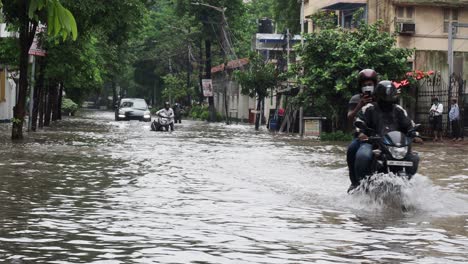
(121, 100, 147, 110)
(120, 101, 133, 108)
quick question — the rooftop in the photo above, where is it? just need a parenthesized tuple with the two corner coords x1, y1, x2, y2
(211, 58, 249, 74)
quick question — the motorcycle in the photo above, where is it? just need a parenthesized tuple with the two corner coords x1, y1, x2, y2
(151, 113, 174, 132)
(352, 123, 421, 196)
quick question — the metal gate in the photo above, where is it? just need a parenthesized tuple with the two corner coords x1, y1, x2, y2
(450, 74, 467, 136)
(414, 73, 466, 136)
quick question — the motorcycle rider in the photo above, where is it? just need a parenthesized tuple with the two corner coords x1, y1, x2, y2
(346, 69, 378, 192)
(352, 81, 422, 189)
(156, 102, 175, 131)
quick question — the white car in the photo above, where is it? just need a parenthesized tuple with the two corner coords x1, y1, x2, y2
(115, 98, 151, 122)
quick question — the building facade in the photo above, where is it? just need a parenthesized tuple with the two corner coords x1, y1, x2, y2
(0, 67, 17, 122)
(304, 0, 468, 134)
(0, 23, 17, 122)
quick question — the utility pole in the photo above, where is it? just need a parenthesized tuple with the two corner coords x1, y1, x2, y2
(299, 0, 305, 137)
(192, 2, 230, 123)
(220, 9, 230, 125)
(28, 56, 36, 132)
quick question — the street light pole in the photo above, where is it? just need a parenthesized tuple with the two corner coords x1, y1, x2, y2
(299, 0, 305, 137)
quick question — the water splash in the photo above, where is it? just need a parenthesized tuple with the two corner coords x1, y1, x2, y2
(348, 173, 468, 216)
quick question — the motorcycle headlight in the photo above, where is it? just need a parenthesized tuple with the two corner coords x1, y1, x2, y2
(388, 146, 408, 160)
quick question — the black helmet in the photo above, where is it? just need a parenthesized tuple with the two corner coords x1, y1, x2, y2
(358, 69, 378, 86)
(374, 81, 397, 103)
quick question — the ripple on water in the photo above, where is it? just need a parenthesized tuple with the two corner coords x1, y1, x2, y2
(0, 111, 467, 263)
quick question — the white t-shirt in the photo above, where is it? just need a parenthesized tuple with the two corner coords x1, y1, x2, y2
(430, 103, 443, 116)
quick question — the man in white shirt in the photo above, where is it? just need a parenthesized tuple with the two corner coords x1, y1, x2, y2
(156, 102, 175, 131)
(429, 97, 443, 141)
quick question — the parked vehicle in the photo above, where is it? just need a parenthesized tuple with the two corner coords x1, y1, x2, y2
(115, 98, 151, 122)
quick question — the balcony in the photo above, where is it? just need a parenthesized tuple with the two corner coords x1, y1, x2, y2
(391, 0, 468, 7)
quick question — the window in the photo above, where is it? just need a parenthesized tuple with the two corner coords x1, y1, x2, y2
(396, 6, 414, 21)
(444, 8, 458, 33)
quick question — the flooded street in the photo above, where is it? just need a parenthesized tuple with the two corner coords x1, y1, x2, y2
(1, 110, 467, 263)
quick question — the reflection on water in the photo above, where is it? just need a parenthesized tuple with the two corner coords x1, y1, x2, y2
(0, 111, 467, 263)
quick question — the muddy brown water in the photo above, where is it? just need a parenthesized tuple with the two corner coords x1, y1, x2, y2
(0, 111, 467, 263)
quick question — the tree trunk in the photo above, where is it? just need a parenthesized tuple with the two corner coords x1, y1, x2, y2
(255, 97, 262, 130)
(52, 83, 59, 121)
(38, 82, 46, 129)
(32, 57, 46, 131)
(205, 40, 215, 122)
(198, 39, 204, 103)
(57, 83, 63, 120)
(112, 80, 118, 109)
(11, 11, 37, 139)
(44, 82, 55, 126)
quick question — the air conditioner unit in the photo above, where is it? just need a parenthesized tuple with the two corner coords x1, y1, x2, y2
(399, 22, 415, 35)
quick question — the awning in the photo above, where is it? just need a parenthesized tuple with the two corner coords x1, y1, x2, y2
(321, 0, 366, 10)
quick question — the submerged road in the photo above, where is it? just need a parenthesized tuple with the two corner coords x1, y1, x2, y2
(0, 110, 467, 263)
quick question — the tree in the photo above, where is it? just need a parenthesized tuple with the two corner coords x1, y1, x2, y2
(1, 0, 77, 139)
(297, 13, 413, 131)
(175, 0, 244, 121)
(235, 53, 276, 130)
(161, 74, 193, 104)
(273, 0, 300, 34)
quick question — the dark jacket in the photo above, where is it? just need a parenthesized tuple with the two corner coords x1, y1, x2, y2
(354, 103, 415, 136)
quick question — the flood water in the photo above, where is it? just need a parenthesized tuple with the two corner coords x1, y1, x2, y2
(0, 111, 467, 263)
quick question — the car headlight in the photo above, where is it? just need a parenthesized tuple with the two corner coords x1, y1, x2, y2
(119, 109, 125, 114)
(388, 146, 408, 160)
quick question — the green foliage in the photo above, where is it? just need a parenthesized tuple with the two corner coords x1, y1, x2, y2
(162, 74, 192, 103)
(188, 104, 222, 121)
(320, 131, 352, 141)
(235, 52, 277, 99)
(189, 104, 207, 119)
(298, 14, 413, 130)
(11, 118, 22, 125)
(0, 38, 19, 66)
(61, 97, 78, 114)
(273, 0, 300, 34)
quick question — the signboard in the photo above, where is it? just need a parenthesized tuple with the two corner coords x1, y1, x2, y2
(304, 119, 321, 136)
(29, 26, 46, 56)
(202, 79, 213, 97)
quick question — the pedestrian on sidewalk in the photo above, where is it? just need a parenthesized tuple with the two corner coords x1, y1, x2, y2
(449, 98, 462, 141)
(429, 97, 443, 141)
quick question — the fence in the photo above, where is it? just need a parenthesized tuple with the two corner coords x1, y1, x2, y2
(414, 72, 467, 136)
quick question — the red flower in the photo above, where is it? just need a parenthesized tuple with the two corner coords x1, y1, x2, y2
(401, 79, 410, 86)
(426, 70, 435, 75)
(393, 81, 402, 89)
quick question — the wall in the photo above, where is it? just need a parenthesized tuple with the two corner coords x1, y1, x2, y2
(0, 68, 16, 122)
(212, 74, 255, 122)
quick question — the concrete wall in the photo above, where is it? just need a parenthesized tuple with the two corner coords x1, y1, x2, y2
(368, 1, 468, 52)
(212, 75, 255, 122)
(0, 68, 16, 122)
